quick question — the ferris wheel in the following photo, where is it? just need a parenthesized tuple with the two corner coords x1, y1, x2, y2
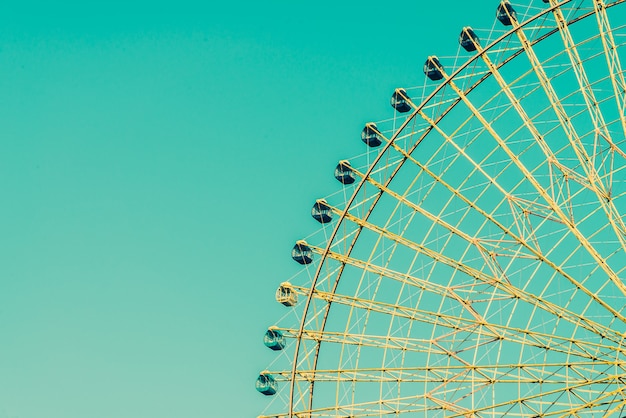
(256, 0, 626, 416)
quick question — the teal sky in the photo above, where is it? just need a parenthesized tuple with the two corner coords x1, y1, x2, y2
(0, 2, 504, 417)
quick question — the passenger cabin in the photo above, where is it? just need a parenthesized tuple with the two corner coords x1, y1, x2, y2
(334, 160, 356, 185)
(361, 123, 383, 147)
(459, 27, 480, 52)
(263, 327, 286, 351)
(312, 199, 332, 223)
(276, 282, 298, 306)
(292, 240, 313, 265)
(497, 2, 517, 26)
(423, 56, 444, 81)
(256, 372, 277, 396)
(391, 89, 412, 113)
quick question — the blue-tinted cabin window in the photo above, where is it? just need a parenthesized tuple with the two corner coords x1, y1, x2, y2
(335, 161, 356, 184)
(292, 241, 313, 265)
(391, 89, 412, 113)
(459, 27, 480, 52)
(361, 123, 383, 147)
(312, 200, 332, 223)
(497, 2, 517, 26)
(256, 373, 277, 396)
(423, 56, 444, 81)
(264, 329, 286, 351)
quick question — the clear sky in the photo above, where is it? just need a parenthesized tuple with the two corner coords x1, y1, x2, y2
(0, 2, 519, 417)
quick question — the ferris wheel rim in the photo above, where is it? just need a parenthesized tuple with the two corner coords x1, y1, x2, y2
(272, 1, 626, 416)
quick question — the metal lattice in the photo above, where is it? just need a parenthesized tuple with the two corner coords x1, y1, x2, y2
(258, 1, 626, 416)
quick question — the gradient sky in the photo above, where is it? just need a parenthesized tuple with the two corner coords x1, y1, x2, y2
(0, 2, 514, 417)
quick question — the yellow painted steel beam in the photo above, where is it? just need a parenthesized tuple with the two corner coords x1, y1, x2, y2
(594, 0, 626, 146)
(269, 363, 622, 386)
(282, 4, 626, 415)
(343, 136, 626, 339)
(304, 241, 622, 350)
(285, 287, 617, 361)
(425, 60, 626, 313)
(542, 0, 626, 254)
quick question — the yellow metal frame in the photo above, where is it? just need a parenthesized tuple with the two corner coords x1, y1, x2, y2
(259, 1, 626, 417)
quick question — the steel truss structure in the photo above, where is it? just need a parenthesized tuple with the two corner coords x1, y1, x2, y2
(258, 1, 626, 416)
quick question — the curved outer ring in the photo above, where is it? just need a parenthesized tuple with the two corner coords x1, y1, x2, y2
(286, 0, 626, 414)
